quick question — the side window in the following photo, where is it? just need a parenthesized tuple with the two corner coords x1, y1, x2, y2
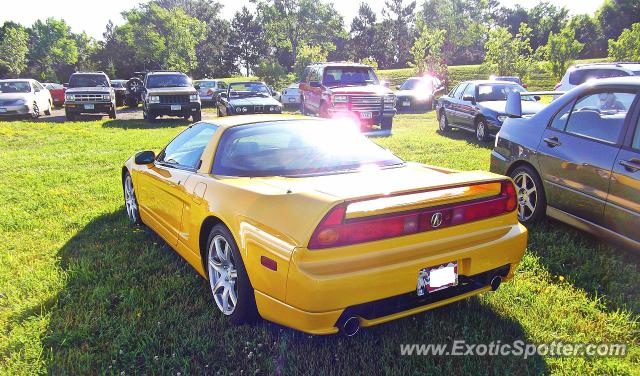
(158, 123, 219, 169)
(462, 84, 475, 99)
(634, 117, 640, 150)
(564, 92, 636, 144)
(549, 101, 574, 130)
(448, 84, 459, 97)
(453, 84, 467, 99)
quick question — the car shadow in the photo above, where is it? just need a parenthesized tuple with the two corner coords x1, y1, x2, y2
(438, 128, 494, 149)
(42, 209, 548, 374)
(526, 218, 640, 316)
(102, 118, 191, 129)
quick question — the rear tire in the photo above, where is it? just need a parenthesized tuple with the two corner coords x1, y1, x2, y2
(44, 101, 52, 115)
(217, 107, 223, 117)
(206, 224, 258, 325)
(509, 165, 546, 225)
(109, 107, 117, 119)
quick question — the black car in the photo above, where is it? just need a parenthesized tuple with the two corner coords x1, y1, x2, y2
(111, 79, 127, 107)
(142, 71, 201, 122)
(395, 76, 442, 113)
(490, 76, 527, 88)
(436, 80, 545, 142)
(491, 76, 640, 249)
(217, 81, 282, 117)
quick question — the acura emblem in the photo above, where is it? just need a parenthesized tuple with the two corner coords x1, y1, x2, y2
(430, 212, 443, 228)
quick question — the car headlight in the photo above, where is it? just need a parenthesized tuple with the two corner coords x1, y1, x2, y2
(13, 99, 26, 105)
(65, 94, 75, 101)
(190, 94, 199, 102)
(242, 107, 248, 113)
(383, 95, 395, 103)
(333, 95, 348, 104)
(270, 106, 280, 112)
(148, 95, 160, 104)
(495, 132, 500, 148)
(497, 115, 507, 122)
(102, 94, 110, 100)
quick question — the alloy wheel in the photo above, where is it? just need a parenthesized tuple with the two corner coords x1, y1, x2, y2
(514, 171, 538, 222)
(124, 175, 139, 222)
(32, 103, 40, 118)
(439, 112, 447, 131)
(476, 121, 486, 141)
(208, 235, 238, 315)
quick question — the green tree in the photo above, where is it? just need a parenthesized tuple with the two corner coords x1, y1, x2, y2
(293, 43, 328, 81)
(348, 3, 379, 63)
(608, 22, 640, 62)
(568, 14, 604, 58)
(483, 23, 533, 78)
(541, 26, 584, 81)
(596, 0, 640, 43)
(254, 58, 294, 89)
(410, 19, 446, 78)
(229, 7, 268, 76)
(382, 0, 416, 68)
(28, 18, 79, 81)
(0, 25, 29, 77)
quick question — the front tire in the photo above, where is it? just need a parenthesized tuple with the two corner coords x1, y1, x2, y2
(509, 165, 546, 225)
(65, 110, 75, 121)
(109, 107, 117, 119)
(31, 102, 40, 119)
(380, 117, 393, 131)
(438, 111, 450, 132)
(475, 118, 489, 142)
(192, 110, 202, 122)
(206, 224, 258, 325)
(123, 171, 142, 225)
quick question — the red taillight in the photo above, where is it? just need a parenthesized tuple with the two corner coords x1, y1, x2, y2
(207, 89, 214, 95)
(308, 181, 518, 249)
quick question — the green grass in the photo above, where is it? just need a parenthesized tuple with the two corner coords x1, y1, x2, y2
(0, 114, 638, 375)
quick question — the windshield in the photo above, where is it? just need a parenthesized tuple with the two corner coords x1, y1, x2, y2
(322, 67, 379, 86)
(400, 77, 438, 91)
(0, 81, 31, 93)
(228, 82, 270, 97)
(146, 74, 191, 88)
(477, 84, 532, 102)
(111, 81, 125, 88)
(69, 74, 109, 88)
(212, 120, 404, 177)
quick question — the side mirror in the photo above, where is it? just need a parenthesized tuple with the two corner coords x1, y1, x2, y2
(194, 84, 200, 90)
(309, 81, 321, 88)
(462, 94, 475, 103)
(505, 91, 522, 118)
(534, 95, 541, 101)
(134, 150, 155, 165)
(220, 92, 228, 98)
(396, 85, 401, 90)
(63, 83, 68, 88)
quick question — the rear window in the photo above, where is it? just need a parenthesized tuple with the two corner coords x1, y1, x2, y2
(568, 68, 630, 85)
(212, 120, 403, 177)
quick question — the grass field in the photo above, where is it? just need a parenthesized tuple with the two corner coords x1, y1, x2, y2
(0, 113, 638, 375)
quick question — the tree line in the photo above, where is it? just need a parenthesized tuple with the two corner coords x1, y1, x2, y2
(0, 0, 638, 87)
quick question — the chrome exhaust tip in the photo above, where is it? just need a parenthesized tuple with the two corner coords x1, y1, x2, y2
(341, 316, 360, 337)
(490, 276, 502, 291)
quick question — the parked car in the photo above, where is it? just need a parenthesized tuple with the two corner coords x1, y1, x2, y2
(43, 82, 65, 107)
(436, 80, 545, 142)
(0, 79, 52, 118)
(395, 75, 442, 113)
(491, 76, 640, 250)
(216, 81, 282, 117)
(110, 79, 127, 107)
(554, 62, 640, 92)
(122, 114, 527, 335)
(142, 71, 201, 122)
(64, 71, 116, 121)
(489, 76, 527, 88)
(279, 83, 301, 109)
(194, 79, 227, 106)
(299, 62, 396, 132)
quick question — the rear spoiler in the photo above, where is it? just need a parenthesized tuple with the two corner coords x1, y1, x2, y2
(506, 91, 566, 118)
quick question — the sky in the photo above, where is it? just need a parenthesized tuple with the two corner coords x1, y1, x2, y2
(0, 0, 604, 40)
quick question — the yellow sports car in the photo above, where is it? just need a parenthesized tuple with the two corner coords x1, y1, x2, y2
(122, 114, 527, 335)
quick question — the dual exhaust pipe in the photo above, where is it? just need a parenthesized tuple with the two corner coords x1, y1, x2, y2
(339, 276, 503, 337)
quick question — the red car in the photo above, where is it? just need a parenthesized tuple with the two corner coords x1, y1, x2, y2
(299, 62, 396, 132)
(43, 83, 65, 107)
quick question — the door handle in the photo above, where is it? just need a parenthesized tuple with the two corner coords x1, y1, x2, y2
(543, 137, 561, 147)
(620, 159, 640, 172)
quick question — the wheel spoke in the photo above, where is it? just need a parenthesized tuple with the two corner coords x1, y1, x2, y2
(209, 260, 224, 274)
(222, 288, 230, 312)
(525, 200, 535, 212)
(214, 238, 225, 262)
(224, 243, 230, 262)
(229, 287, 237, 306)
(212, 278, 224, 294)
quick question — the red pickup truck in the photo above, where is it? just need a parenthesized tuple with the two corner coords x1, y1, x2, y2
(299, 62, 396, 131)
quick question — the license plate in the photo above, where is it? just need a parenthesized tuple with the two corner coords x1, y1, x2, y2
(417, 262, 458, 296)
(360, 112, 372, 119)
(402, 101, 410, 106)
(0, 108, 6, 113)
(288, 98, 296, 102)
(171, 105, 181, 111)
(84, 104, 94, 110)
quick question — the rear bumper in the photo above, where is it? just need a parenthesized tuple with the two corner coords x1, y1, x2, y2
(255, 218, 527, 334)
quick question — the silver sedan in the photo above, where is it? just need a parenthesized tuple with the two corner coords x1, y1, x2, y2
(0, 79, 53, 118)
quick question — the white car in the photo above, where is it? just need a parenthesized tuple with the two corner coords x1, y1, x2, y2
(555, 62, 640, 92)
(279, 83, 300, 108)
(194, 79, 227, 105)
(0, 79, 53, 118)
